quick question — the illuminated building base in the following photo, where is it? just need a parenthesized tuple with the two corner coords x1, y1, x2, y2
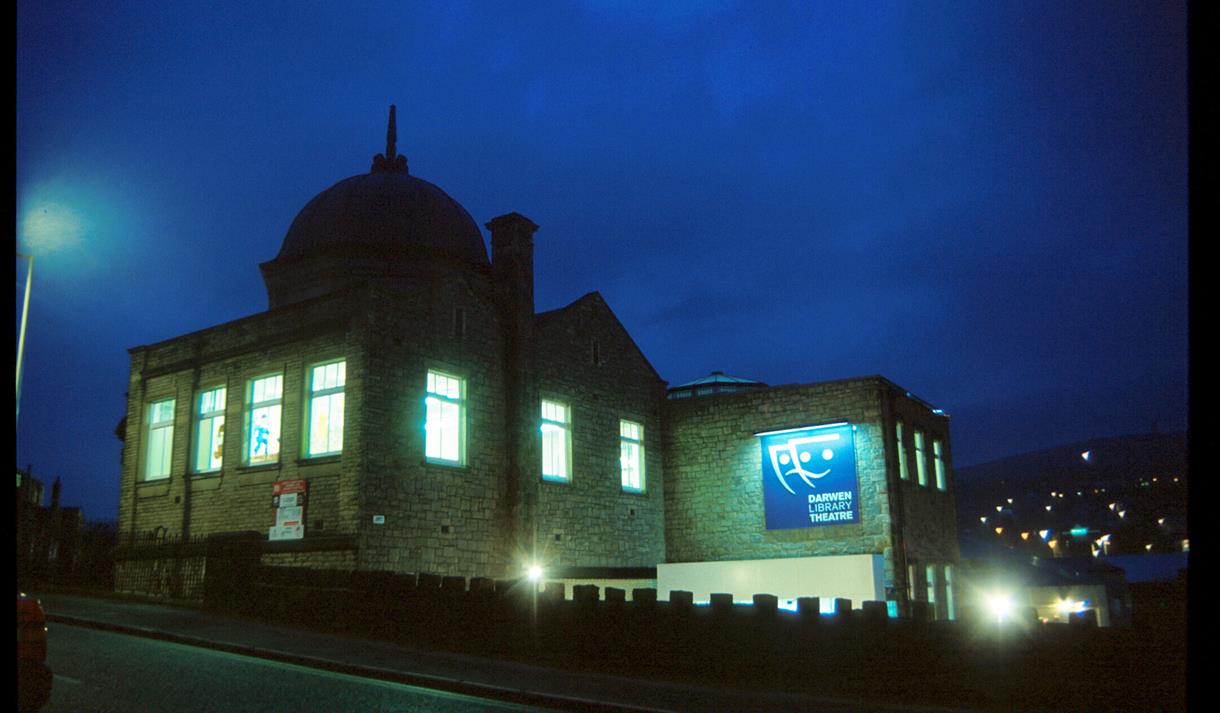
(657, 554, 885, 607)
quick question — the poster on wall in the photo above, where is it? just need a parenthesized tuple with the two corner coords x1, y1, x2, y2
(759, 422, 859, 530)
(269, 479, 308, 541)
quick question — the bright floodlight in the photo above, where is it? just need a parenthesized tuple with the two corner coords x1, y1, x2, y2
(527, 564, 543, 582)
(984, 592, 1015, 623)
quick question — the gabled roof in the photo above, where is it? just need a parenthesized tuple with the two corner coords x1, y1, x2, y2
(536, 292, 664, 384)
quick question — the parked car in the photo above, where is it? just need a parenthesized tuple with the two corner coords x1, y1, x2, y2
(17, 593, 52, 712)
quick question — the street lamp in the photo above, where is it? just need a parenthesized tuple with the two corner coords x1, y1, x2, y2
(16, 252, 34, 427)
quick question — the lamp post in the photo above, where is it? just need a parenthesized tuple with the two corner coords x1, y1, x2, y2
(16, 252, 34, 427)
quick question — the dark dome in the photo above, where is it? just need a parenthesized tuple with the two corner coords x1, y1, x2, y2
(276, 170, 488, 266)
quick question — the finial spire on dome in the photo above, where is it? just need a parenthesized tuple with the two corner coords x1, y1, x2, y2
(371, 104, 408, 173)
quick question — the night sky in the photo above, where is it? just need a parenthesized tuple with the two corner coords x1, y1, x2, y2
(16, 1, 1188, 523)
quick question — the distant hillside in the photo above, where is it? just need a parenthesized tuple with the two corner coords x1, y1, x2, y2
(954, 431, 1188, 557)
(955, 431, 1187, 491)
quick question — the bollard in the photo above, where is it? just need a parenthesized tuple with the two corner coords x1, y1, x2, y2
(797, 596, 821, 623)
(861, 600, 888, 624)
(669, 589, 694, 613)
(710, 592, 735, 615)
(752, 593, 779, 617)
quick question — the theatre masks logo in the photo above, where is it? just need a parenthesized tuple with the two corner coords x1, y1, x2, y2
(759, 423, 859, 530)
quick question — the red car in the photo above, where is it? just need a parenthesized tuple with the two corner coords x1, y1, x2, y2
(17, 593, 52, 712)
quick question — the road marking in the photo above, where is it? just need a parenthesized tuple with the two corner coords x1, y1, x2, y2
(54, 674, 82, 685)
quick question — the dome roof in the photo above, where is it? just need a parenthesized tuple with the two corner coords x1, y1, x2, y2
(275, 170, 488, 266)
(272, 105, 487, 267)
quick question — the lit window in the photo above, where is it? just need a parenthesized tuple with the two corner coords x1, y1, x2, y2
(896, 421, 909, 481)
(144, 398, 176, 480)
(620, 419, 644, 492)
(908, 563, 918, 601)
(541, 399, 571, 481)
(944, 565, 956, 621)
(193, 386, 226, 473)
(425, 370, 465, 465)
(933, 439, 947, 491)
(307, 361, 346, 457)
(246, 374, 283, 465)
(914, 430, 928, 486)
(926, 564, 938, 619)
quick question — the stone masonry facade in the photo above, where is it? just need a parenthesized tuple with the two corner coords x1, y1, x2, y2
(662, 376, 957, 614)
(116, 115, 958, 603)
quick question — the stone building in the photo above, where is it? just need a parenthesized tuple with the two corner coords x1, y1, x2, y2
(661, 377, 958, 618)
(117, 108, 957, 615)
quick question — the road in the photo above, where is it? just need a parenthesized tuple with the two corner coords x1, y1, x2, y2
(45, 622, 544, 713)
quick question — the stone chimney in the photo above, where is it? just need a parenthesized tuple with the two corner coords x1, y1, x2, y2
(486, 212, 540, 570)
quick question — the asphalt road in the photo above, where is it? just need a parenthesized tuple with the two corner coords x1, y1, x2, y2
(45, 622, 545, 713)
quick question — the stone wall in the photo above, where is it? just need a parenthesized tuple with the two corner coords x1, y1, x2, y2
(356, 275, 514, 577)
(884, 385, 958, 615)
(119, 290, 364, 547)
(663, 379, 896, 586)
(533, 293, 667, 569)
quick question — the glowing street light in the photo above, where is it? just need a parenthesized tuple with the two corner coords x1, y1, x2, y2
(15, 252, 34, 427)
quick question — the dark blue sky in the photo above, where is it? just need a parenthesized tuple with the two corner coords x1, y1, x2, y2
(16, 1, 1188, 523)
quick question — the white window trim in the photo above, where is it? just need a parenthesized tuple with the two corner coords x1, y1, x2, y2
(144, 398, 176, 481)
(192, 386, 226, 474)
(246, 373, 283, 466)
(425, 369, 466, 466)
(540, 399, 572, 482)
(620, 419, 645, 492)
(896, 420, 909, 481)
(306, 360, 346, 458)
(933, 439, 947, 491)
(914, 430, 928, 487)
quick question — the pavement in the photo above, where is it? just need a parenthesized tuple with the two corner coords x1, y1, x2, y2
(35, 590, 974, 713)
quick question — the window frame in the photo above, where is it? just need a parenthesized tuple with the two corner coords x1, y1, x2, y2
(191, 385, 227, 474)
(944, 564, 956, 621)
(143, 398, 176, 481)
(425, 369, 466, 466)
(914, 429, 928, 486)
(619, 419, 645, 493)
(245, 373, 284, 466)
(305, 360, 346, 458)
(896, 420, 909, 481)
(933, 439, 947, 491)
(540, 398, 572, 482)
(925, 564, 938, 619)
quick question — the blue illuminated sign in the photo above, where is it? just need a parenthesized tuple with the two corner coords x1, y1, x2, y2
(759, 423, 859, 530)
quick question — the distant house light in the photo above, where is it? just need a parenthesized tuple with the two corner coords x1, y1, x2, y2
(1081, 450, 1092, 462)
